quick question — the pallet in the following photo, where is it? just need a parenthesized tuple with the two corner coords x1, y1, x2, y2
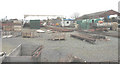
(22, 31, 35, 38)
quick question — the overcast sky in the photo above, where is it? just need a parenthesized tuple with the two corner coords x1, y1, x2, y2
(0, 0, 119, 19)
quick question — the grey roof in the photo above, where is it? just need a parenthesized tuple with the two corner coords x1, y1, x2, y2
(81, 11, 106, 19)
(85, 11, 106, 17)
(77, 10, 119, 20)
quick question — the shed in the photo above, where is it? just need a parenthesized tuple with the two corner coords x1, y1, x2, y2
(76, 10, 120, 21)
(61, 19, 74, 27)
(30, 20, 40, 29)
(77, 19, 103, 30)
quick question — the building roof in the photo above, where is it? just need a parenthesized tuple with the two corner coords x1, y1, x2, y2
(76, 10, 120, 20)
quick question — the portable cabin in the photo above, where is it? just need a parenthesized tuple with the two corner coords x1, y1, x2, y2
(61, 19, 74, 27)
(30, 20, 40, 29)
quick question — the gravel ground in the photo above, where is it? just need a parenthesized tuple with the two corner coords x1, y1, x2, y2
(2, 29, 118, 62)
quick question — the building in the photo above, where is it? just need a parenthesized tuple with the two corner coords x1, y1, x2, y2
(61, 19, 75, 27)
(13, 20, 23, 31)
(76, 10, 119, 22)
(76, 10, 120, 30)
(24, 15, 63, 28)
(2, 20, 14, 31)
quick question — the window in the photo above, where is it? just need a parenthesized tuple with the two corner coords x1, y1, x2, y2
(67, 21, 69, 24)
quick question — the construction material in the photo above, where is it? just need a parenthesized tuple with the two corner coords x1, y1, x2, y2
(13, 31, 22, 37)
(112, 22, 118, 31)
(22, 31, 35, 38)
(14, 26, 22, 31)
(96, 23, 113, 28)
(91, 34, 110, 41)
(78, 29, 119, 38)
(36, 29, 45, 33)
(48, 33, 65, 40)
(32, 45, 43, 57)
(2, 26, 13, 31)
(67, 55, 86, 62)
(2, 35, 13, 39)
(13, 20, 22, 32)
(92, 35, 106, 39)
(70, 34, 96, 44)
(58, 55, 86, 62)
(46, 26, 73, 32)
(101, 32, 119, 38)
(2, 22, 13, 31)
(13, 20, 22, 25)
(2, 31, 13, 38)
(2, 31, 22, 38)
(106, 33, 119, 38)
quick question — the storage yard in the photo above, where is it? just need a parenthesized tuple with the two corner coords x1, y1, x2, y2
(0, 9, 120, 63)
(2, 28, 119, 62)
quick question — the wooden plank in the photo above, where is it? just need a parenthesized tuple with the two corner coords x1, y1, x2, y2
(70, 34, 96, 44)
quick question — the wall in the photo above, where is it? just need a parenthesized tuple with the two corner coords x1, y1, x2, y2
(3, 44, 42, 62)
(21, 44, 40, 56)
(8, 44, 22, 56)
(3, 56, 33, 62)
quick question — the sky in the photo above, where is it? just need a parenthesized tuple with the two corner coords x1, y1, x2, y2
(0, 0, 119, 19)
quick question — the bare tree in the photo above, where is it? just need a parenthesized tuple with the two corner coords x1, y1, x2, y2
(72, 12, 80, 19)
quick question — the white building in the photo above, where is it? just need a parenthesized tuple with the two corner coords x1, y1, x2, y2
(61, 19, 75, 27)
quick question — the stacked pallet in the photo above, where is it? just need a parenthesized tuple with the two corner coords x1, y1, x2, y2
(112, 22, 118, 31)
(22, 31, 35, 38)
(48, 33, 65, 40)
(14, 26, 22, 31)
(13, 20, 22, 32)
(2, 26, 13, 31)
(2, 22, 13, 31)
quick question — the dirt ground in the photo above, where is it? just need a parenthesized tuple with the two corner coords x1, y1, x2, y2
(2, 28, 118, 62)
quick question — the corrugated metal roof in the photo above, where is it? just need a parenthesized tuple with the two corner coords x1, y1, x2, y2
(76, 10, 120, 20)
(63, 19, 74, 21)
